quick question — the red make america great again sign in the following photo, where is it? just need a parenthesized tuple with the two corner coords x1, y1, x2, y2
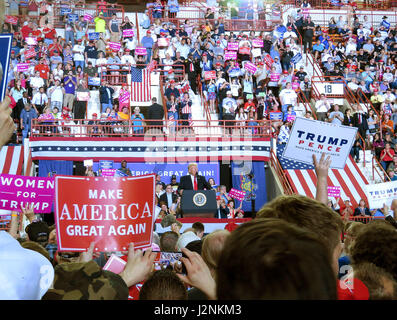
(55, 174, 156, 252)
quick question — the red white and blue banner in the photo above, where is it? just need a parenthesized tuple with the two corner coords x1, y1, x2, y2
(29, 137, 271, 162)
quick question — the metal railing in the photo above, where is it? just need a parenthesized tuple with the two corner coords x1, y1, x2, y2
(269, 149, 295, 195)
(30, 119, 273, 139)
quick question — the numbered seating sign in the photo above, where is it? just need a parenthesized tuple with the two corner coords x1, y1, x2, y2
(313, 82, 344, 96)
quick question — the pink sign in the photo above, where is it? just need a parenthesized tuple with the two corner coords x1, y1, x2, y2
(224, 51, 237, 61)
(109, 42, 122, 51)
(17, 63, 30, 72)
(103, 254, 126, 274)
(119, 91, 130, 104)
(239, 47, 251, 55)
(252, 39, 264, 48)
(135, 47, 147, 55)
(286, 114, 296, 122)
(5, 15, 18, 25)
(26, 37, 38, 46)
(123, 29, 135, 38)
(270, 73, 280, 82)
(227, 42, 239, 51)
(0, 174, 54, 214)
(24, 48, 36, 60)
(244, 61, 257, 74)
(157, 38, 169, 47)
(101, 169, 116, 177)
(228, 188, 246, 201)
(328, 186, 341, 198)
(84, 14, 93, 21)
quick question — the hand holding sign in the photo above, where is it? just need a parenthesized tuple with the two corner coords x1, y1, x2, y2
(77, 242, 96, 263)
(119, 243, 157, 287)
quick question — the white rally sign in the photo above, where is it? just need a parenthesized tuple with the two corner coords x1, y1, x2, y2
(282, 117, 358, 169)
(365, 181, 397, 210)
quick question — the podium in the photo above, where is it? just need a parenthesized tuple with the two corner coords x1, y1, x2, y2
(181, 190, 217, 218)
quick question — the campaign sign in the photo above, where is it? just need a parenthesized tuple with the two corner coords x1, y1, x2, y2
(157, 37, 169, 47)
(252, 48, 262, 57)
(5, 16, 18, 25)
(103, 254, 127, 274)
(224, 51, 237, 61)
(26, 37, 38, 46)
(0, 174, 54, 214)
(88, 77, 101, 86)
(252, 39, 264, 48)
(135, 47, 147, 55)
(328, 186, 341, 198)
(109, 42, 122, 52)
(282, 117, 358, 169)
(60, 7, 72, 15)
(119, 91, 130, 104)
(291, 52, 302, 64)
(204, 70, 216, 80)
(286, 114, 296, 122)
(101, 169, 116, 177)
(264, 54, 274, 68)
(84, 14, 93, 22)
(24, 48, 36, 60)
(68, 13, 79, 23)
(17, 63, 30, 72)
(239, 47, 251, 55)
(365, 181, 397, 210)
(227, 42, 239, 51)
(244, 61, 257, 74)
(76, 91, 90, 101)
(269, 112, 283, 120)
(99, 160, 114, 170)
(88, 32, 100, 41)
(270, 72, 280, 82)
(123, 29, 135, 38)
(228, 188, 246, 201)
(54, 174, 156, 252)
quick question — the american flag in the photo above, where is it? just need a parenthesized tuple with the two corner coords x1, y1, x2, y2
(130, 67, 151, 102)
(276, 144, 369, 208)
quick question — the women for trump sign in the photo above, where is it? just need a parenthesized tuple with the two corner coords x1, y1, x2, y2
(54, 174, 156, 252)
(282, 117, 357, 169)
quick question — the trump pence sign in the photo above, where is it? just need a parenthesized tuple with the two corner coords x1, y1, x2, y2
(55, 174, 156, 252)
(282, 117, 357, 169)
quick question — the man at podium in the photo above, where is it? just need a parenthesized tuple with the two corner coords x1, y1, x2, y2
(177, 163, 212, 194)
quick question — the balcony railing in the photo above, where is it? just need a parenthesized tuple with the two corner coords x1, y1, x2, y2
(30, 119, 272, 139)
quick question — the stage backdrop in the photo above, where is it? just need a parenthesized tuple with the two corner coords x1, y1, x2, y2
(92, 162, 220, 185)
(231, 161, 267, 212)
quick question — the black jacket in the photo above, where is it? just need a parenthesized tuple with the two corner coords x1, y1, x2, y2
(99, 86, 114, 104)
(177, 175, 212, 193)
(159, 192, 178, 208)
(148, 103, 164, 126)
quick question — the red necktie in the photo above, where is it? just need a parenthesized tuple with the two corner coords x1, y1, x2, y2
(194, 176, 198, 191)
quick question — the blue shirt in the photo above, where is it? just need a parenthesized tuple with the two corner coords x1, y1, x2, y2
(20, 108, 38, 127)
(141, 36, 154, 49)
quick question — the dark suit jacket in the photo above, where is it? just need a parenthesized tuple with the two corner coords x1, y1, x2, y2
(352, 113, 368, 131)
(99, 86, 114, 104)
(177, 175, 212, 193)
(159, 192, 178, 208)
(148, 103, 164, 126)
